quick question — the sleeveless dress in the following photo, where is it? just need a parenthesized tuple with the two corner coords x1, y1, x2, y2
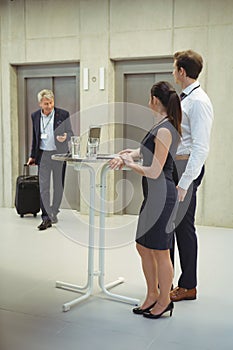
(136, 120, 179, 250)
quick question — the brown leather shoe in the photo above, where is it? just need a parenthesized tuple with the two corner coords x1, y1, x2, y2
(170, 286, 197, 302)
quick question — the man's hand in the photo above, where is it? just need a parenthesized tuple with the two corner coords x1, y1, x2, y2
(27, 157, 35, 165)
(177, 186, 187, 202)
(56, 133, 67, 142)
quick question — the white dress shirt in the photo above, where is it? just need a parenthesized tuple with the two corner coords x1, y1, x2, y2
(177, 81, 214, 190)
(40, 109, 57, 151)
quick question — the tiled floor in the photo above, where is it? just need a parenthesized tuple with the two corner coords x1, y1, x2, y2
(0, 208, 233, 350)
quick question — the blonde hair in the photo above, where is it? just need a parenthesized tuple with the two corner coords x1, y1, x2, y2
(37, 89, 54, 102)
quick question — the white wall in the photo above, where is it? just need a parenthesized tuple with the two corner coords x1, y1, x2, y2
(0, 0, 232, 227)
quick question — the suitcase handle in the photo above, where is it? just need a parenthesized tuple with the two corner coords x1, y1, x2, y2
(23, 164, 29, 176)
(23, 164, 36, 176)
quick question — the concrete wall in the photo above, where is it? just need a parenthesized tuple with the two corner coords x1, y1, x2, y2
(0, 0, 232, 227)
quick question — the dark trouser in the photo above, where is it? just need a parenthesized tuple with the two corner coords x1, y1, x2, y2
(170, 160, 205, 289)
(38, 150, 66, 220)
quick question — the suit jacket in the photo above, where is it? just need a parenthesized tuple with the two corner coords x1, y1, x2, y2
(30, 107, 73, 164)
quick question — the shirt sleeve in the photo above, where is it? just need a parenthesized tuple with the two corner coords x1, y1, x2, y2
(178, 98, 213, 190)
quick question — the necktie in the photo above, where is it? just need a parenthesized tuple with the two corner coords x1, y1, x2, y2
(180, 85, 200, 101)
(180, 92, 187, 101)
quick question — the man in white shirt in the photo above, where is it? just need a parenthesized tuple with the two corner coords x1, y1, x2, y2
(170, 50, 213, 301)
(27, 89, 73, 230)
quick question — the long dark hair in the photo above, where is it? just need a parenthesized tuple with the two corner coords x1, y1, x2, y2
(151, 81, 182, 136)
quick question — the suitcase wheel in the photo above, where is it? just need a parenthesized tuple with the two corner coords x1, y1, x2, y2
(33, 213, 37, 217)
(20, 214, 24, 218)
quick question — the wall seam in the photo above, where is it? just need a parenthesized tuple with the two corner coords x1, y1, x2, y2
(171, 0, 175, 53)
(0, 14, 4, 206)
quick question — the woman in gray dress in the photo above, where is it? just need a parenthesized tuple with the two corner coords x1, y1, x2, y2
(110, 81, 181, 319)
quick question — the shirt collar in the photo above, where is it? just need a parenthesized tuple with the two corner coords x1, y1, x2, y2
(182, 81, 200, 95)
(41, 109, 54, 118)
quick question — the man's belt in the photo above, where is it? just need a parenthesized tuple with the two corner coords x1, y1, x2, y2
(175, 154, 190, 160)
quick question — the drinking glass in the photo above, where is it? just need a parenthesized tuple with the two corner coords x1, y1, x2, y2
(87, 138, 99, 159)
(71, 136, 80, 159)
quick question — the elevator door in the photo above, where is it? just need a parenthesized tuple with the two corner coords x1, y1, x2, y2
(115, 59, 180, 214)
(17, 64, 80, 210)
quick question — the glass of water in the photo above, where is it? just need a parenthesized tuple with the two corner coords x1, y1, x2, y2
(87, 138, 99, 159)
(71, 136, 80, 159)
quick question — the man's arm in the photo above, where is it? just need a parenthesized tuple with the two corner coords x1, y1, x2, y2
(178, 99, 213, 197)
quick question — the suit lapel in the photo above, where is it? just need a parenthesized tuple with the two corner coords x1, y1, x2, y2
(35, 111, 41, 135)
(53, 108, 60, 130)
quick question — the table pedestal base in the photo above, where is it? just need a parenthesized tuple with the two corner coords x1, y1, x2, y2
(56, 275, 139, 312)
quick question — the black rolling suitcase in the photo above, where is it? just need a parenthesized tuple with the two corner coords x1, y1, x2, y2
(15, 164, 40, 217)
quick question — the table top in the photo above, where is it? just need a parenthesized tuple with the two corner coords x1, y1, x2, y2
(52, 153, 118, 163)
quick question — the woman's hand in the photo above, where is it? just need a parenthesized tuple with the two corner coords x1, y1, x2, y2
(109, 156, 124, 170)
(119, 148, 140, 158)
(109, 147, 139, 170)
(120, 153, 134, 167)
(119, 148, 134, 155)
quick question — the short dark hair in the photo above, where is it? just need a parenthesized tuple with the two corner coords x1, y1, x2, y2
(174, 50, 203, 79)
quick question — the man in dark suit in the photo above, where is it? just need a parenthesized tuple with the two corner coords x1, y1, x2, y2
(27, 89, 73, 230)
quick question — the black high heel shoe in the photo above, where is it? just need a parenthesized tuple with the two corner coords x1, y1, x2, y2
(132, 301, 157, 315)
(143, 301, 174, 319)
